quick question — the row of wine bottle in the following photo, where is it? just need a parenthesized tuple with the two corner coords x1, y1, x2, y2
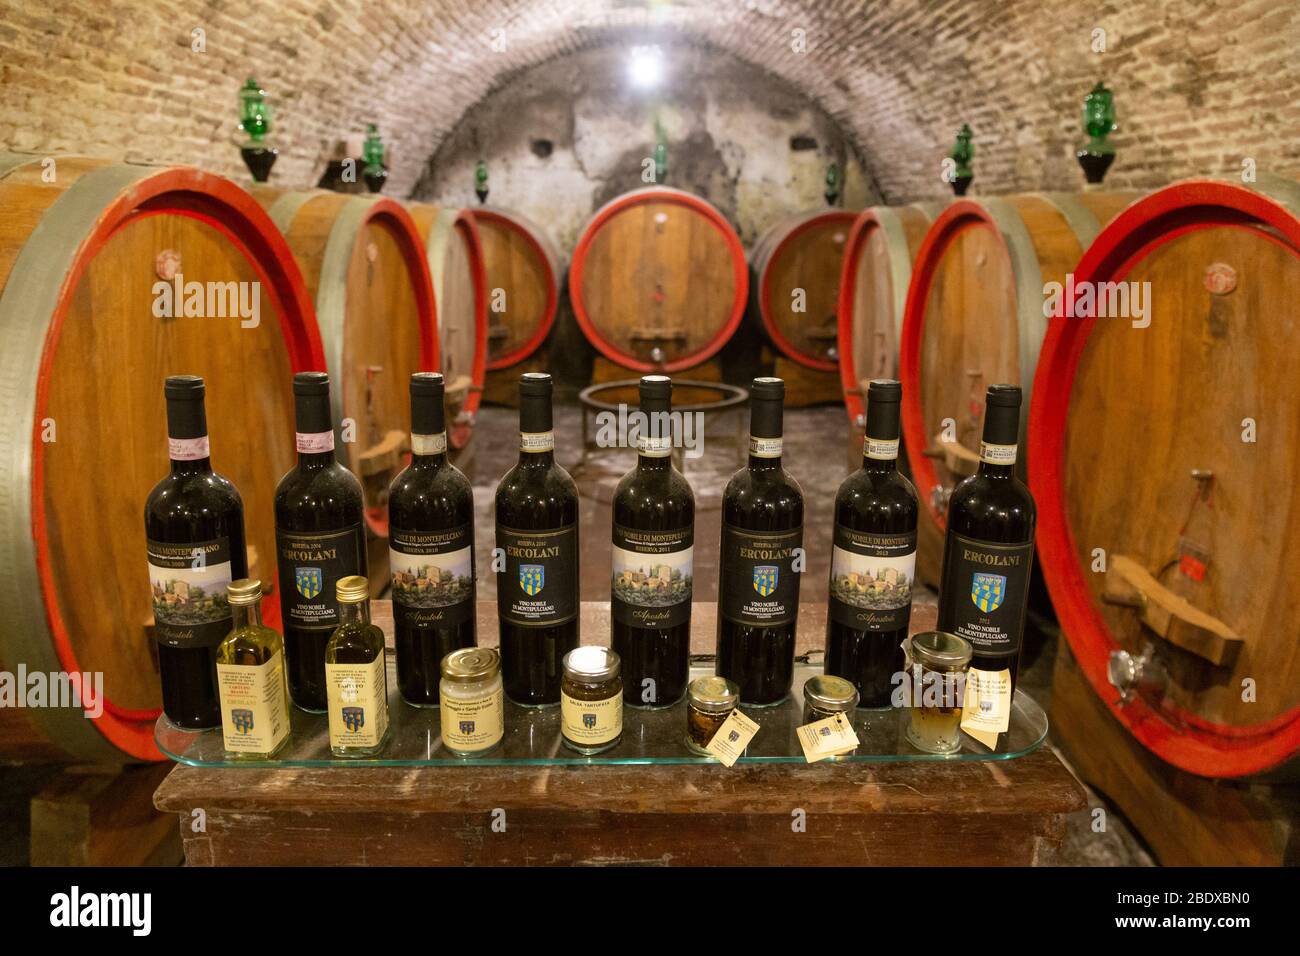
(144, 369, 1035, 731)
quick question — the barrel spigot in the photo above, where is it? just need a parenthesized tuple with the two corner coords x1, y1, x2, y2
(1107, 641, 1168, 706)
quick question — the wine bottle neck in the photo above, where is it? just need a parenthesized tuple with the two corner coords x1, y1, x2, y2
(979, 400, 1021, 478)
(861, 436, 900, 474)
(166, 394, 212, 474)
(410, 431, 448, 468)
(294, 392, 337, 468)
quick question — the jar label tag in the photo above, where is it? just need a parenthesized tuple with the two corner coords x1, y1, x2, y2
(796, 712, 860, 762)
(960, 667, 1012, 747)
(705, 709, 760, 767)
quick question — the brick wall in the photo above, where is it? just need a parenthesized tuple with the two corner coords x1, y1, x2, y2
(1, 0, 1297, 201)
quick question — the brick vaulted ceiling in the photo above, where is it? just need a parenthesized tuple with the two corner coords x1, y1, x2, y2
(3, 0, 1298, 201)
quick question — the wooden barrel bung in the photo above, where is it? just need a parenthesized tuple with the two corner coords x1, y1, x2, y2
(898, 192, 1135, 585)
(750, 209, 857, 372)
(836, 204, 942, 430)
(1029, 176, 1300, 778)
(569, 187, 748, 372)
(408, 203, 488, 452)
(0, 155, 323, 761)
(255, 188, 437, 591)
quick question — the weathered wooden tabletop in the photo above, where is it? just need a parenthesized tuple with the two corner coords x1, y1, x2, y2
(155, 600, 1086, 866)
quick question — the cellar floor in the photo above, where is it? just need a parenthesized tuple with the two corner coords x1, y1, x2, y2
(0, 404, 1152, 866)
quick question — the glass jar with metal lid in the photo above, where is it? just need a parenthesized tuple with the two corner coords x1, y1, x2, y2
(902, 630, 972, 755)
(439, 647, 504, 757)
(560, 646, 623, 754)
(802, 674, 860, 724)
(685, 675, 740, 755)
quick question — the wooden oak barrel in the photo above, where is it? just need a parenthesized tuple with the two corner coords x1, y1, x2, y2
(1029, 177, 1300, 777)
(408, 203, 488, 451)
(837, 204, 941, 428)
(749, 210, 856, 371)
(254, 188, 437, 590)
(0, 155, 323, 761)
(569, 187, 747, 372)
(899, 192, 1135, 585)
(473, 206, 562, 369)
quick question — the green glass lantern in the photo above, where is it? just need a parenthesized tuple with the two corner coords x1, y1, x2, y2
(949, 124, 974, 196)
(1077, 82, 1117, 184)
(237, 77, 277, 183)
(653, 117, 668, 184)
(824, 162, 841, 206)
(475, 159, 489, 204)
(362, 123, 388, 193)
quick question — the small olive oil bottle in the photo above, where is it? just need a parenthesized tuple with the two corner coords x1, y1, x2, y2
(325, 575, 391, 757)
(216, 579, 292, 758)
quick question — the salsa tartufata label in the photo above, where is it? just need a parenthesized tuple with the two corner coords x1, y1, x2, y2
(497, 524, 578, 627)
(611, 523, 693, 629)
(720, 524, 803, 627)
(275, 525, 365, 631)
(828, 526, 917, 631)
(389, 523, 474, 630)
(939, 532, 1035, 658)
(146, 536, 234, 649)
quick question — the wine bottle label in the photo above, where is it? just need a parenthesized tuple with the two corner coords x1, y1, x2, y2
(979, 442, 1017, 465)
(611, 523, 694, 629)
(939, 533, 1035, 658)
(496, 523, 578, 627)
(296, 430, 335, 454)
(326, 653, 389, 750)
(275, 525, 365, 631)
(637, 434, 673, 457)
(828, 526, 917, 630)
(389, 524, 475, 630)
(748, 435, 783, 458)
(864, 436, 899, 460)
(440, 684, 505, 753)
(168, 435, 210, 461)
(519, 431, 555, 453)
(146, 537, 234, 648)
(411, 432, 447, 456)
(720, 524, 803, 627)
(217, 650, 291, 755)
(561, 691, 622, 746)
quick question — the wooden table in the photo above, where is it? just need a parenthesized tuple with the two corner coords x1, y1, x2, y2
(155, 601, 1086, 866)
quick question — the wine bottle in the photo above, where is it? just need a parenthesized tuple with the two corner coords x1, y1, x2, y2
(144, 375, 247, 729)
(611, 375, 695, 708)
(937, 383, 1037, 701)
(716, 377, 804, 705)
(388, 372, 476, 707)
(274, 371, 367, 712)
(825, 379, 919, 707)
(494, 373, 580, 706)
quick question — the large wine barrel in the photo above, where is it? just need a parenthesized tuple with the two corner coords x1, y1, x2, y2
(750, 210, 856, 371)
(899, 192, 1135, 584)
(1029, 177, 1300, 777)
(0, 155, 323, 761)
(569, 187, 747, 371)
(473, 206, 562, 369)
(408, 203, 488, 450)
(836, 204, 941, 428)
(255, 189, 437, 588)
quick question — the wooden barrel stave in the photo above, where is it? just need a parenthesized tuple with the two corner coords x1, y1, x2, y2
(570, 187, 748, 372)
(0, 157, 322, 761)
(900, 191, 1135, 584)
(1030, 177, 1300, 777)
(837, 203, 940, 428)
(750, 209, 857, 371)
(256, 189, 437, 592)
(408, 203, 488, 452)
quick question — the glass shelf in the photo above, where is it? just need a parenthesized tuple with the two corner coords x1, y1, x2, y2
(157, 656, 1048, 768)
